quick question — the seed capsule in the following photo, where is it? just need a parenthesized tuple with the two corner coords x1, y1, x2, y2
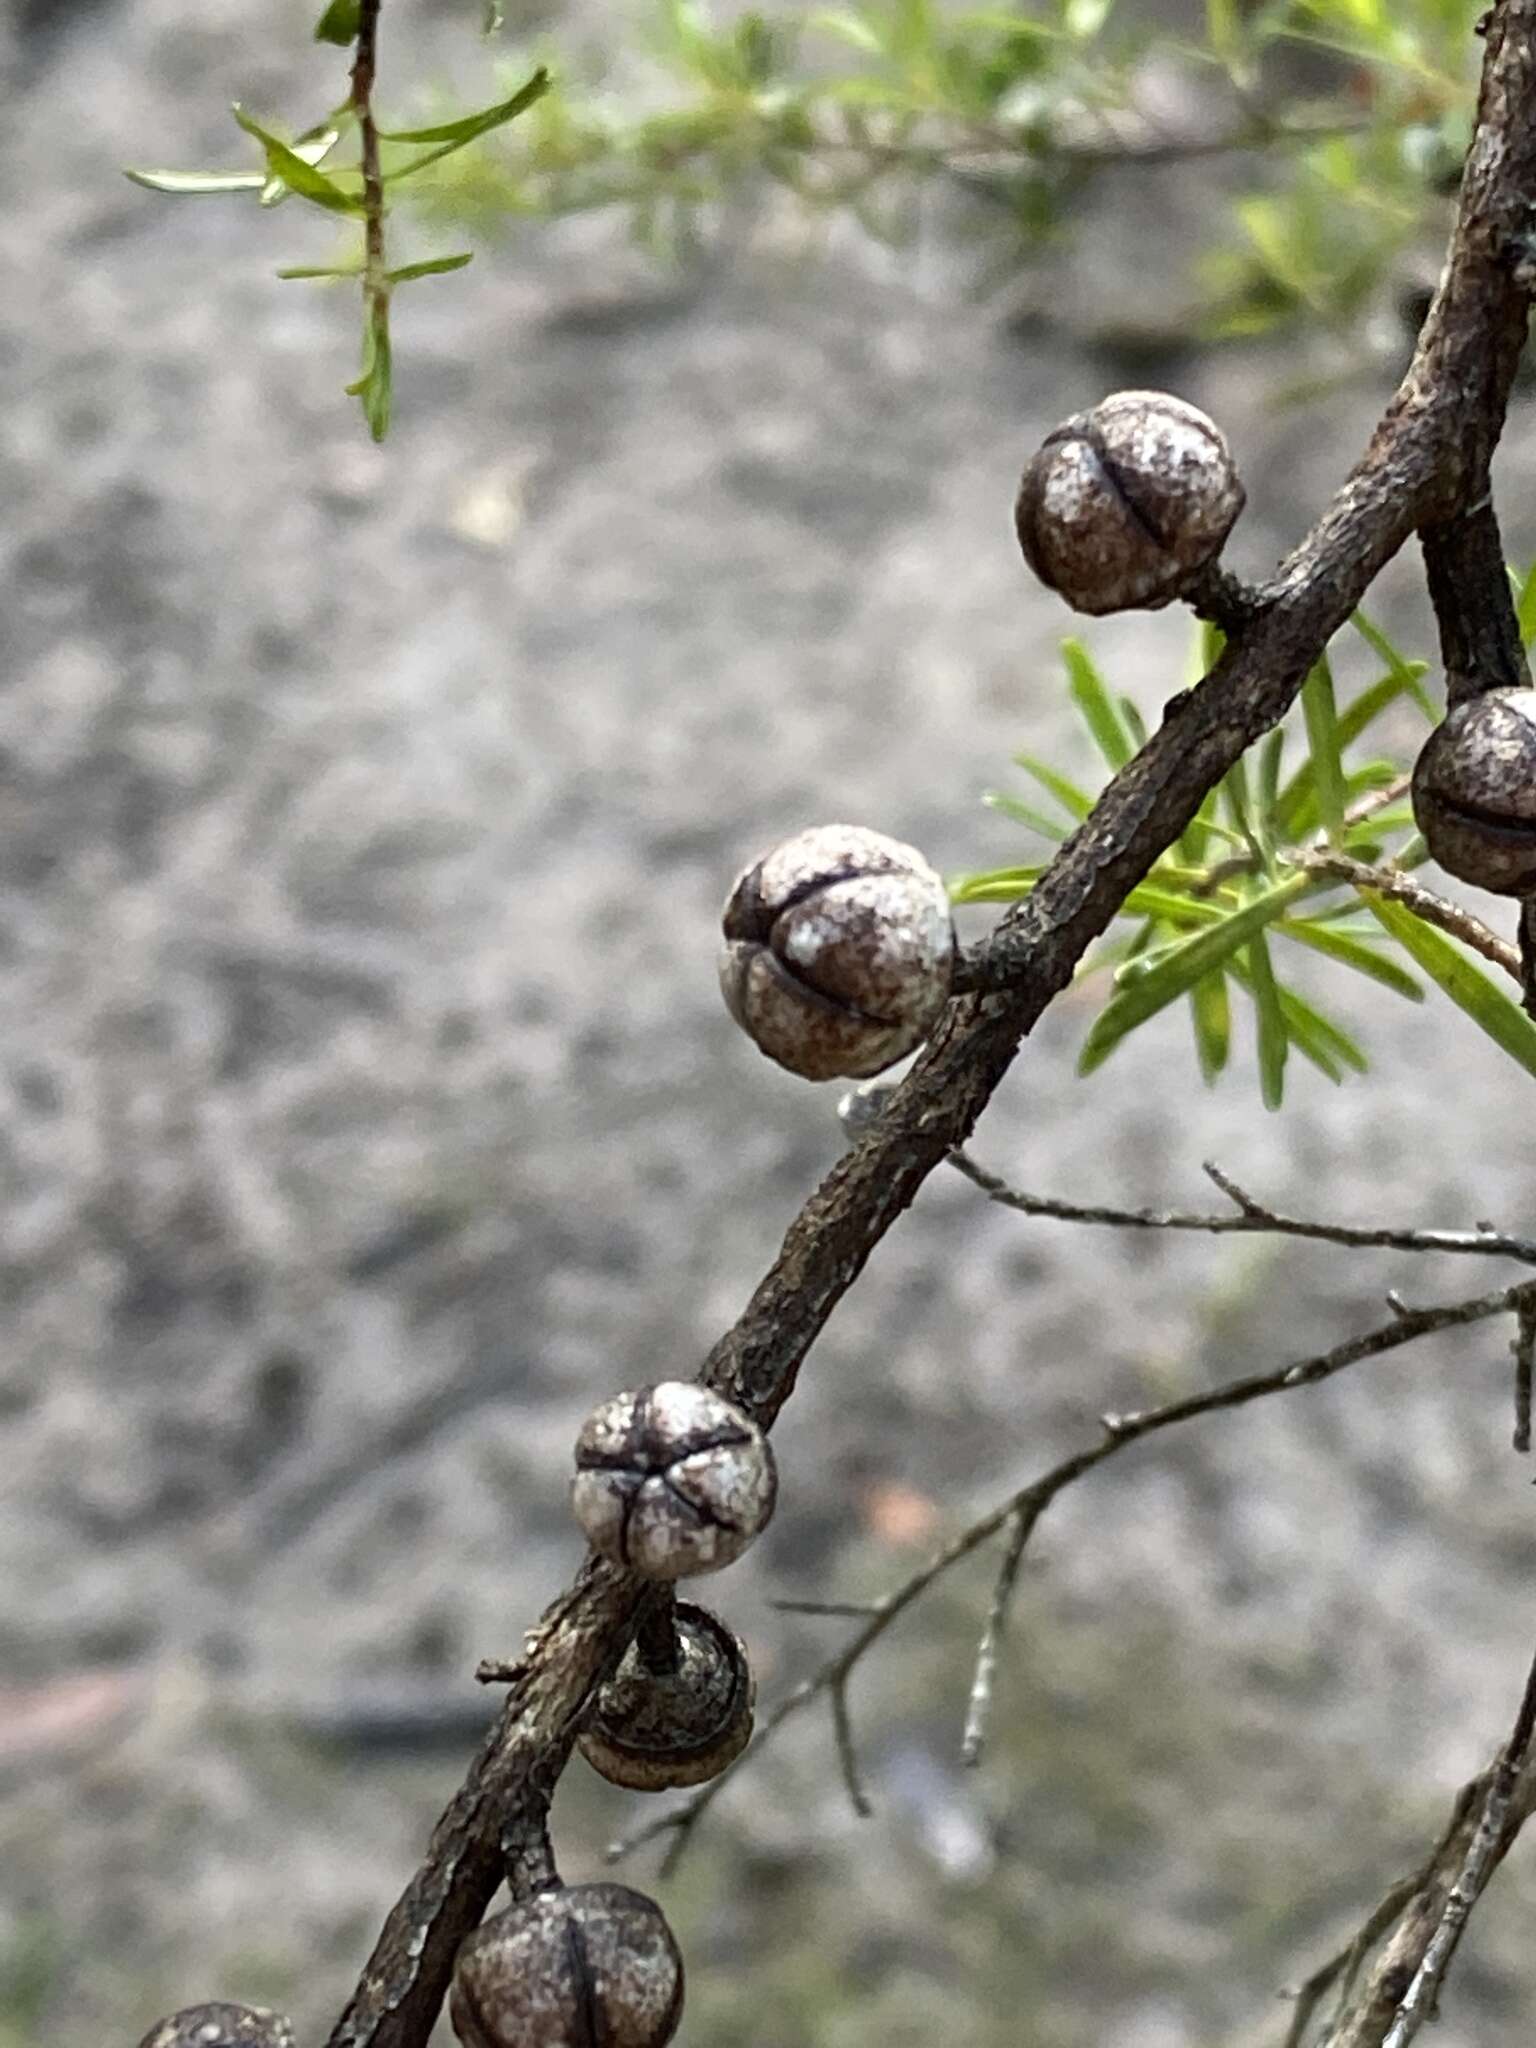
(718, 824, 955, 1081)
(1412, 688, 1536, 894)
(580, 1601, 754, 1791)
(571, 1382, 776, 1580)
(450, 1883, 684, 2048)
(135, 2007, 295, 2048)
(1015, 390, 1245, 615)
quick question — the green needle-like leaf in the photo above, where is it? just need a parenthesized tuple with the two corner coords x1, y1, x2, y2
(232, 106, 363, 211)
(982, 791, 1067, 840)
(346, 296, 393, 442)
(1519, 558, 1536, 649)
(1011, 753, 1094, 822)
(386, 252, 474, 283)
(1245, 930, 1289, 1107)
(1189, 969, 1231, 1084)
(379, 70, 551, 185)
(1300, 654, 1346, 845)
(125, 167, 267, 195)
(1362, 895, 1536, 1081)
(1078, 871, 1311, 1075)
(1063, 639, 1136, 770)
(1276, 917, 1424, 999)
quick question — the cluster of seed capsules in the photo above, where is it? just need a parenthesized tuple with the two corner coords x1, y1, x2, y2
(136, 390, 1532, 2048)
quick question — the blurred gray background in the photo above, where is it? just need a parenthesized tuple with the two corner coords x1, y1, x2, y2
(4, 1, 1536, 2043)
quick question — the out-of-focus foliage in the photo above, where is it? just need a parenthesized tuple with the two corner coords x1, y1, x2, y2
(951, 584, 1536, 1106)
(410, 0, 1479, 339)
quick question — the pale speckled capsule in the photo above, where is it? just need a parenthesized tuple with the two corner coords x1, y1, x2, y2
(718, 823, 955, 1082)
(1015, 390, 1244, 615)
(580, 1601, 754, 1791)
(1412, 688, 1536, 894)
(136, 2007, 296, 2048)
(450, 1883, 684, 2048)
(570, 1381, 776, 1579)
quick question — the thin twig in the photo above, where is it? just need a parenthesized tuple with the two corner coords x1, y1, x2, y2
(830, 1679, 872, 1819)
(1513, 1298, 1536, 1453)
(961, 1502, 1036, 1768)
(946, 1150, 1536, 1268)
(1379, 1634, 1536, 2048)
(606, 1279, 1536, 1876)
(1295, 853, 1522, 980)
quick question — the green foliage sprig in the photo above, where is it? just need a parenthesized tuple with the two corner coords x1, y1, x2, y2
(407, 0, 1476, 343)
(952, 587, 1536, 1105)
(125, 3, 549, 438)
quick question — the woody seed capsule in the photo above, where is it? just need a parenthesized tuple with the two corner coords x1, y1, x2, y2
(135, 2007, 295, 2048)
(1412, 687, 1536, 895)
(571, 1381, 776, 1579)
(718, 823, 955, 1081)
(451, 1883, 684, 2048)
(1015, 390, 1245, 615)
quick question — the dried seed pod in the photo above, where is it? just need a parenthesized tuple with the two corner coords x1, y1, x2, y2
(135, 2007, 295, 2048)
(580, 1601, 754, 1791)
(718, 824, 955, 1081)
(1412, 688, 1536, 894)
(1015, 390, 1245, 615)
(571, 1381, 776, 1579)
(450, 1882, 684, 2048)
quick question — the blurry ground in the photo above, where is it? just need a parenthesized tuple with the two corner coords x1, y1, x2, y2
(4, 3, 1536, 2045)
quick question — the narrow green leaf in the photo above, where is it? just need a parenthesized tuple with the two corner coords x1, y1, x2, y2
(1348, 614, 1436, 718)
(1362, 895, 1536, 1080)
(982, 791, 1067, 840)
(1275, 918, 1424, 999)
(1189, 970, 1231, 1084)
(811, 8, 885, 49)
(232, 106, 363, 212)
(1275, 987, 1368, 1075)
(1119, 696, 1147, 749)
(947, 866, 1043, 904)
(276, 262, 363, 279)
(1257, 727, 1285, 822)
(1078, 872, 1311, 1075)
(313, 0, 362, 44)
(125, 166, 266, 195)
(1245, 930, 1288, 1108)
(1063, 639, 1134, 770)
(345, 296, 393, 442)
(1300, 654, 1345, 845)
(259, 124, 348, 207)
(1519, 557, 1536, 649)
(1011, 753, 1094, 822)
(379, 67, 549, 148)
(386, 251, 473, 283)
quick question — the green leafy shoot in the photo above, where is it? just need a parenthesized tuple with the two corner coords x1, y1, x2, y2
(954, 610, 1529, 1105)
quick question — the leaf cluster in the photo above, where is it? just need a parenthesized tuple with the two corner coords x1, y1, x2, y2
(407, 0, 1477, 341)
(951, 589, 1536, 1105)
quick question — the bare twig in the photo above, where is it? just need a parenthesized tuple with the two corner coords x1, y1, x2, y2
(1295, 853, 1523, 980)
(946, 1149, 1536, 1268)
(1514, 1297, 1536, 1452)
(1420, 495, 1529, 710)
(960, 1502, 1035, 1768)
(1378, 1637, 1536, 2048)
(606, 1279, 1536, 1876)
(327, 13, 1536, 2044)
(830, 1678, 872, 1819)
